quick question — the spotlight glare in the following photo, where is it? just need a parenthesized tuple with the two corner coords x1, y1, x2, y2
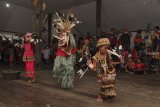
(6, 3, 10, 8)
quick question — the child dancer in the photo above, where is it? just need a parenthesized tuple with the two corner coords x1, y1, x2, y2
(88, 38, 116, 101)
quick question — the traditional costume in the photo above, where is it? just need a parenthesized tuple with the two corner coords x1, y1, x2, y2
(52, 11, 80, 88)
(22, 33, 36, 82)
(90, 38, 116, 100)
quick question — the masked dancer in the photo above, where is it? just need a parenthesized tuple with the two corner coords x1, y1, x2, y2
(52, 11, 80, 89)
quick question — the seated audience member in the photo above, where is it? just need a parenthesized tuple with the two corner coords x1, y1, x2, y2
(125, 55, 135, 74)
(134, 57, 145, 74)
(131, 49, 138, 61)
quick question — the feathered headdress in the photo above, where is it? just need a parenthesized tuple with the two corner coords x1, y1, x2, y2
(53, 10, 81, 47)
(53, 10, 81, 33)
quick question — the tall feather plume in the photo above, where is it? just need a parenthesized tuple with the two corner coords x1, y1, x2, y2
(52, 9, 81, 47)
(32, 0, 38, 7)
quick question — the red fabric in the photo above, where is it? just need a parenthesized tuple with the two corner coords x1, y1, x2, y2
(131, 50, 138, 59)
(84, 36, 90, 40)
(23, 43, 35, 77)
(23, 43, 34, 59)
(134, 63, 145, 70)
(139, 38, 143, 42)
(25, 61, 35, 77)
(9, 56, 13, 63)
(126, 62, 135, 69)
(122, 51, 129, 57)
(71, 48, 78, 54)
(134, 38, 143, 43)
(109, 36, 116, 46)
(56, 48, 78, 57)
(118, 37, 122, 45)
(156, 32, 160, 38)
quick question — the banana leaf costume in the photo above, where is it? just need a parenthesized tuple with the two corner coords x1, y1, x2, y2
(52, 11, 80, 89)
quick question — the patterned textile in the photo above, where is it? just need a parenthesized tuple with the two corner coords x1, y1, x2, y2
(53, 34, 77, 89)
(25, 61, 35, 77)
(23, 43, 35, 78)
(93, 53, 116, 97)
(96, 38, 110, 47)
(52, 11, 80, 89)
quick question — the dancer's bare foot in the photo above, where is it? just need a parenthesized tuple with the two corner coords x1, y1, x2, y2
(26, 77, 31, 83)
(27, 80, 32, 83)
(97, 94, 103, 102)
(31, 77, 36, 83)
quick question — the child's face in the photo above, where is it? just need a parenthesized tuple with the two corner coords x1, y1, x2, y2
(99, 45, 109, 54)
(84, 39, 90, 45)
(128, 57, 133, 61)
(137, 59, 141, 63)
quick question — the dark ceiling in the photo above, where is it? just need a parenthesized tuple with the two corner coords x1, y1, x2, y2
(2, 0, 96, 13)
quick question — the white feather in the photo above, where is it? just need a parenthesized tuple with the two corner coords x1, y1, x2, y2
(30, 39, 34, 42)
(2, 37, 6, 41)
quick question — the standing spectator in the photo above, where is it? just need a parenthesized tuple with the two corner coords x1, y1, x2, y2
(134, 30, 143, 53)
(109, 28, 117, 49)
(120, 27, 132, 52)
(43, 46, 50, 64)
(151, 26, 160, 51)
(144, 31, 152, 48)
(154, 26, 160, 51)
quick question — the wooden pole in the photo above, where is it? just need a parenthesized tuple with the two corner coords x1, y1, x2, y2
(48, 14, 52, 46)
(96, 0, 102, 35)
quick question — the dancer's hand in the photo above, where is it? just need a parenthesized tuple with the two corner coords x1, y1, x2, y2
(21, 37, 24, 41)
(87, 60, 94, 69)
(87, 60, 92, 65)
